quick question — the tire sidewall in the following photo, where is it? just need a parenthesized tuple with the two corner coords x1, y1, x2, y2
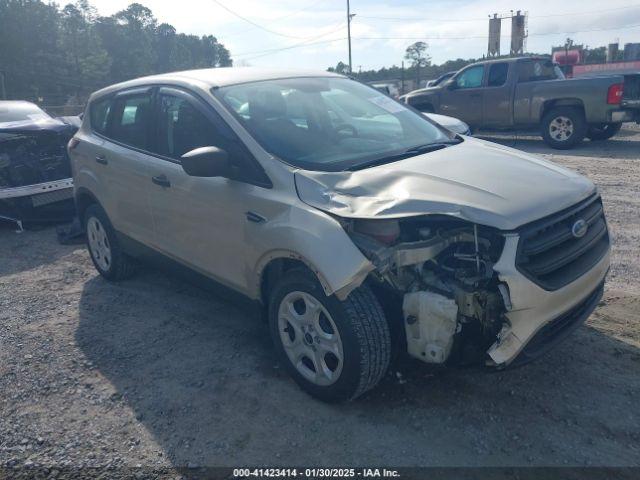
(267, 272, 366, 402)
(84, 204, 119, 280)
(541, 107, 586, 149)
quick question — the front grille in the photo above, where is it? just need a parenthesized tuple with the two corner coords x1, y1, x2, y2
(516, 194, 609, 290)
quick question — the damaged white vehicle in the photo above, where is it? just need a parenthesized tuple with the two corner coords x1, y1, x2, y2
(70, 69, 610, 402)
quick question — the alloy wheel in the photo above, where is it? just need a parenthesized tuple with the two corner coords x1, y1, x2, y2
(277, 291, 344, 386)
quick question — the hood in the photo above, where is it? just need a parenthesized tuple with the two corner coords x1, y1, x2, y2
(423, 112, 470, 135)
(294, 137, 596, 231)
(0, 117, 75, 134)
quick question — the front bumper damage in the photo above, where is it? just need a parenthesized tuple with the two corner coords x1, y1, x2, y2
(342, 214, 610, 369)
(488, 234, 609, 366)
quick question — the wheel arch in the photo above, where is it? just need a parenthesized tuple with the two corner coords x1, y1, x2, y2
(255, 249, 374, 305)
(75, 187, 101, 222)
(540, 98, 585, 120)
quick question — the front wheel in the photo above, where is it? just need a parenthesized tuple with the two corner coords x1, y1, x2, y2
(268, 270, 391, 402)
(587, 122, 622, 141)
(541, 107, 587, 150)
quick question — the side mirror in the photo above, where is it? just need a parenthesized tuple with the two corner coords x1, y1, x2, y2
(180, 146, 230, 178)
(446, 80, 458, 90)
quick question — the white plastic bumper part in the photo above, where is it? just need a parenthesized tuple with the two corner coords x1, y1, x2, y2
(487, 234, 610, 366)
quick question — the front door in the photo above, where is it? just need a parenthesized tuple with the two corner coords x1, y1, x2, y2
(144, 87, 251, 292)
(438, 64, 484, 126)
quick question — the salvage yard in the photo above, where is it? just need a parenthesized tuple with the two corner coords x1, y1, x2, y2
(1, 127, 639, 472)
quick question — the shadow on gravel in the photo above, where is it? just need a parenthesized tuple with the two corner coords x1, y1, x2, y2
(0, 224, 74, 276)
(477, 134, 640, 160)
(76, 271, 640, 468)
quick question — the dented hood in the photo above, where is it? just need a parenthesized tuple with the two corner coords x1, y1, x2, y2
(294, 137, 596, 230)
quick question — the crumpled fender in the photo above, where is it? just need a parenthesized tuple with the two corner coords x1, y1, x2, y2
(249, 203, 374, 301)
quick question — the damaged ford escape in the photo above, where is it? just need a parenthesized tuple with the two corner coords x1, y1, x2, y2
(69, 68, 610, 402)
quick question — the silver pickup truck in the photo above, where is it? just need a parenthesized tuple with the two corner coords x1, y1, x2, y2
(403, 56, 640, 149)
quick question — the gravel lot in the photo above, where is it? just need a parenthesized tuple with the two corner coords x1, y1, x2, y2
(1, 126, 639, 475)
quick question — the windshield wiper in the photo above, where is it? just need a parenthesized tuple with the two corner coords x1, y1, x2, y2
(346, 140, 461, 171)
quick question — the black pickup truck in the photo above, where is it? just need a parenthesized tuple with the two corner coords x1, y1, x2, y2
(403, 56, 640, 149)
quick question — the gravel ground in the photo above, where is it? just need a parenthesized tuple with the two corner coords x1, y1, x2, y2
(1, 126, 639, 476)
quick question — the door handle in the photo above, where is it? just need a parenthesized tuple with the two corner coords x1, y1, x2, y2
(95, 154, 108, 165)
(152, 174, 171, 188)
(246, 211, 267, 224)
(470, 93, 482, 98)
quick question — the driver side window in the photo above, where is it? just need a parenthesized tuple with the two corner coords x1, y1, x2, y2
(455, 66, 485, 89)
(155, 94, 222, 161)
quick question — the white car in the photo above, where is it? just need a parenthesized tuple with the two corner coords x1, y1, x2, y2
(423, 112, 471, 135)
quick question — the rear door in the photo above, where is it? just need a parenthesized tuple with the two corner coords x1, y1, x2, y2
(482, 62, 513, 126)
(438, 65, 484, 126)
(88, 88, 156, 245)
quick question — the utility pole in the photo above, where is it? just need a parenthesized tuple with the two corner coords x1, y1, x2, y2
(347, 0, 355, 74)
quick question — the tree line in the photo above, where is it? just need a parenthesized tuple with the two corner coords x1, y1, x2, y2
(0, 0, 232, 106)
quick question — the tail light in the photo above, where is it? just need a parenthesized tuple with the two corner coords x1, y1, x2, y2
(607, 83, 623, 105)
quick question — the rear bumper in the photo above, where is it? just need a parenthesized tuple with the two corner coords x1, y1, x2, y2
(487, 234, 610, 366)
(610, 107, 640, 123)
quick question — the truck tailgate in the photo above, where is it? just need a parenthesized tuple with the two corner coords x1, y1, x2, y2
(622, 74, 640, 109)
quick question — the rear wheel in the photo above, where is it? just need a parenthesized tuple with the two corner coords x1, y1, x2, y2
(84, 204, 136, 281)
(541, 107, 587, 150)
(587, 122, 622, 141)
(268, 270, 390, 402)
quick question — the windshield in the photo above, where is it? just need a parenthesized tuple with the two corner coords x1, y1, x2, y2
(0, 103, 50, 124)
(214, 77, 454, 171)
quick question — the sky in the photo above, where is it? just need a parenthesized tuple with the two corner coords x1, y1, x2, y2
(88, 0, 640, 71)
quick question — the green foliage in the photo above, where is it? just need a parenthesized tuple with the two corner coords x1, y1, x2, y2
(0, 0, 233, 105)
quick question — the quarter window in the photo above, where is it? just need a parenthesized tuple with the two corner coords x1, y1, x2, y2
(455, 66, 484, 89)
(89, 97, 112, 135)
(109, 93, 152, 150)
(488, 63, 509, 87)
(518, 61, 563, 82)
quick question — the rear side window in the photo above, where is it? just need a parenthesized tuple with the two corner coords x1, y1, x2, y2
(518, 61, 562, 83)
(488, 63, 509, 87)
(89, 97, 111, 135)
(109, 93, 152, 150)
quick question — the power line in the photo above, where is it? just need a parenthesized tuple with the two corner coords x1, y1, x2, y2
(211, 0, 336, 39)
(234, 22, 347, 57)
(357, 3, 640, 23)
(232, 21, 640, 62)
(220, 0, 333, 38)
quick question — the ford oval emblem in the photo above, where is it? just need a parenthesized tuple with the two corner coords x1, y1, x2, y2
(572, 219, 588, 238)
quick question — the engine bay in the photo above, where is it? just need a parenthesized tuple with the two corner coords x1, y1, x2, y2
(346, 216, 511, 366)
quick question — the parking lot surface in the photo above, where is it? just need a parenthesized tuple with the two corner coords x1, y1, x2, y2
(1, 127, 639, 473)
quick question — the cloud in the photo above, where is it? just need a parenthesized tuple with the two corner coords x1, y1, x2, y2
(88, 0, 640, 70)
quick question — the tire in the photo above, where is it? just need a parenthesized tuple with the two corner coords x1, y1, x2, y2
(268, 270, 391, 402)
(587, 122, 622, 141)
(84, 204, 136, 281)
(541, 107, 587, 150)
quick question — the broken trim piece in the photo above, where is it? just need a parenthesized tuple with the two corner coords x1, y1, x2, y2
(0, 178, 73, 200)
